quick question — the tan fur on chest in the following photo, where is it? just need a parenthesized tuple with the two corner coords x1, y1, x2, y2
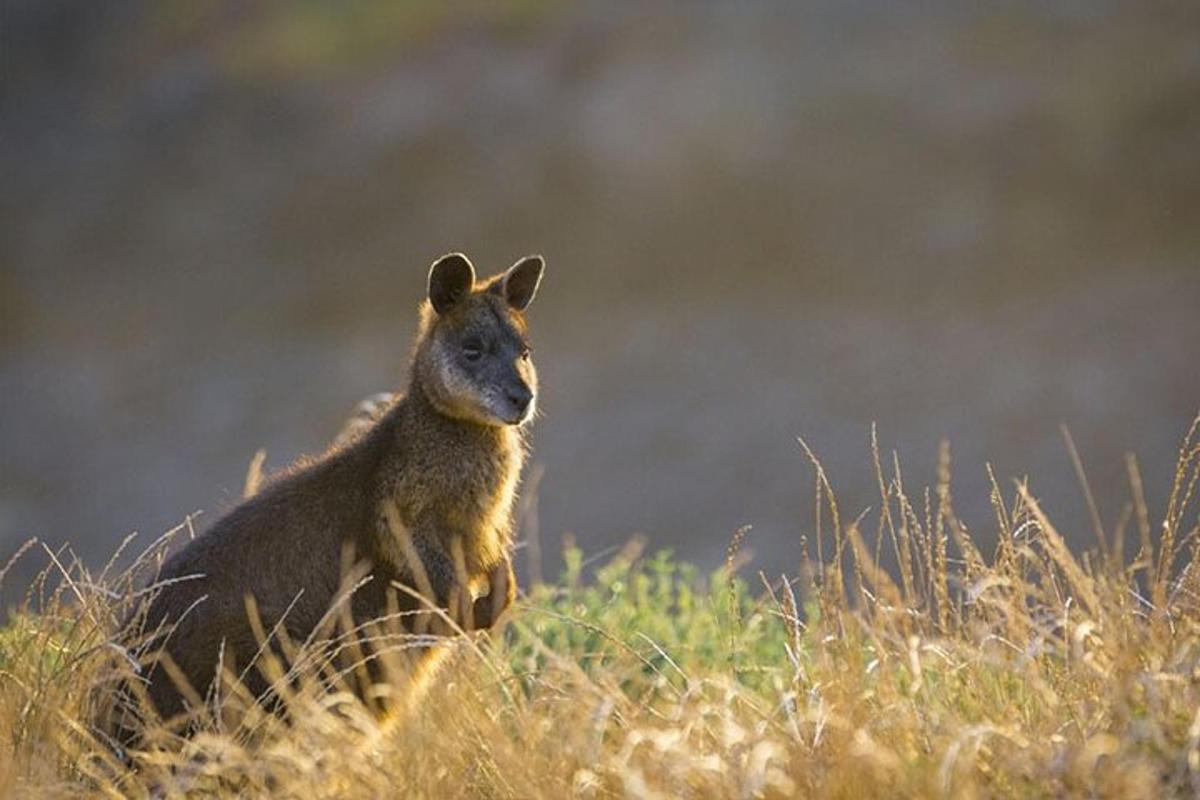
(384, 422, 523, 576)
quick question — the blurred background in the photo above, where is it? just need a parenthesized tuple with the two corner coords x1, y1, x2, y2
(2, 1, 1199, 602)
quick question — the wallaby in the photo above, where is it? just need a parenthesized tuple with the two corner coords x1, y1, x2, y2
(119, 252, 544, 738)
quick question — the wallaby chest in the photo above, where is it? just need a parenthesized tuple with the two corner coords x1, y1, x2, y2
(381, 402, 523, 571)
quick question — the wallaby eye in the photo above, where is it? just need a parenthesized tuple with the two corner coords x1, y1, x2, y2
(462, 338, 484, 361)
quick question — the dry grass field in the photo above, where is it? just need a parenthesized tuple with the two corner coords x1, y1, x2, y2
(2, 416, 1199, 798)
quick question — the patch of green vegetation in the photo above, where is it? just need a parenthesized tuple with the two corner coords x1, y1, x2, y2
(512, 544, 788, 694)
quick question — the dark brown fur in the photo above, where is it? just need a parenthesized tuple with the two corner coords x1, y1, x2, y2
(122, 253, 543, 733)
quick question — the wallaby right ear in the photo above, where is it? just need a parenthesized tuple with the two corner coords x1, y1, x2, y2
(427, 253, 476, 314)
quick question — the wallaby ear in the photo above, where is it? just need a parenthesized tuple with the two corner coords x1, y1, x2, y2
(499, 255, 544, 312)
(428, 253, 476, 314)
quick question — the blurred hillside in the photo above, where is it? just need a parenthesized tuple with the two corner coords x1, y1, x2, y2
(2, 1, 1199, 600)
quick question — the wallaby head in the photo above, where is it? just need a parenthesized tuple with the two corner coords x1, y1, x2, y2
(414, 253, 544, 427)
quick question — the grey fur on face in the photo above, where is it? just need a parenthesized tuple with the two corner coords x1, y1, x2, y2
(420, 255, 542, 428)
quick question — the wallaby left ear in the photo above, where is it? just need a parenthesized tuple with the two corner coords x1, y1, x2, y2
(428, 252, 477, 315)
(500, 255, 544, 312)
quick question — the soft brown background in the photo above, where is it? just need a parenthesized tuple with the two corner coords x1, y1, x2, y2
(3, 2, 1199, 602)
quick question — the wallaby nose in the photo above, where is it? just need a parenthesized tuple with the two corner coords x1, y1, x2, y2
(507, 386, 533, 416)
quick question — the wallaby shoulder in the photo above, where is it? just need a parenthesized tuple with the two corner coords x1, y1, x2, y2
(151, 427, 388, 631)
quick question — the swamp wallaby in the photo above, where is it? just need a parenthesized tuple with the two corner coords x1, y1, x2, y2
(123, 252, 544, 733)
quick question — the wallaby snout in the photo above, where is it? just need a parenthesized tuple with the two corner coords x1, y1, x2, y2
(504, 381, 534, 424)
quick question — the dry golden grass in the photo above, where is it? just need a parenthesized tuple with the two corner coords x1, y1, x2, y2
(2, 416, 1200, 798)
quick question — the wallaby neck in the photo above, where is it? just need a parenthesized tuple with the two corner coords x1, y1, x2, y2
(403, 375, 521, 455)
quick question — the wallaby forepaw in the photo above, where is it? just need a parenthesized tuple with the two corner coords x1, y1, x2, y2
(472, 559, 517, 631)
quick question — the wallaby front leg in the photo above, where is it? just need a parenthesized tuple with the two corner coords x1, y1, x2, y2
(382, 504, 458, 628)
(402, 535, 459, 635)
(473, 557, 517, 631)
(408, 534, 500, 634)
